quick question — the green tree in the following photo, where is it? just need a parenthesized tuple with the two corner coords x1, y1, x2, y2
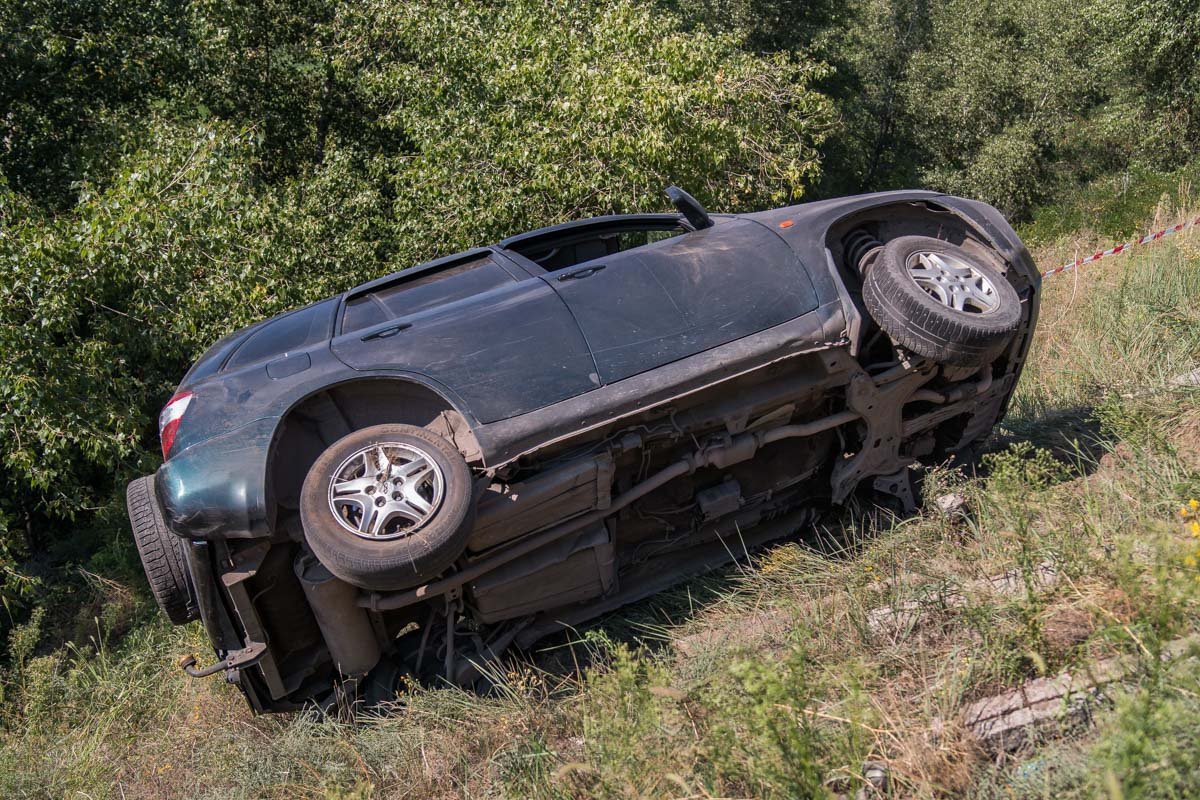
(334, 0, 833, 257)
(1103, 0, 1200, 165)
(899, 0, 1105, 215)
(0, 0, 192, 206)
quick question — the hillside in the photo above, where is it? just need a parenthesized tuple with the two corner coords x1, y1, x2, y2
(3, 1, 1200, 797)
(2, 190, 1199, 797)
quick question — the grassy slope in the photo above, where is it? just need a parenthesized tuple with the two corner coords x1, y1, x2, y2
(4, 193, 1200, 799)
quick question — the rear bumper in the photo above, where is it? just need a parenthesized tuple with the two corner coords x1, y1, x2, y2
(155, 417, 277, 540)
(127, 479, 273, 711)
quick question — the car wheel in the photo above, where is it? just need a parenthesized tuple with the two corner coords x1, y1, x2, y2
(863, 235, 1022, 367)
(126, 475, 199, 625)
(299, 423, 475, 591)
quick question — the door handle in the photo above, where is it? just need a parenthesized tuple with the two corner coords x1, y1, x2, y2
(557, 264, 606, 281)
(361, 322, 412, 341)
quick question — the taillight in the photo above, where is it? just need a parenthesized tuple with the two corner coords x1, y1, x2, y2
(159, 391, 194, 459)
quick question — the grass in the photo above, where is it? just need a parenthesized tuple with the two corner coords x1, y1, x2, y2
(1021, 161, 1200, 247)
(3, 198, 1200, 798)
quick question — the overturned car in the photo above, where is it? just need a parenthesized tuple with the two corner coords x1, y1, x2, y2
(127, 188, 1039, 712)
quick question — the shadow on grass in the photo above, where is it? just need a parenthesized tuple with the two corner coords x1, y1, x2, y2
(989, 403, 1115, 479)
(510, 498, 916, 684)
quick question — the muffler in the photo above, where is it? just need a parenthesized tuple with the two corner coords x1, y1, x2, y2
(295, 553, 381, 678)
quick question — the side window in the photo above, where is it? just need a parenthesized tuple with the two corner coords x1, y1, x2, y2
(341, 255, 517, 333)
(617, 228, 683, 250)
(509, 222, 686, 272)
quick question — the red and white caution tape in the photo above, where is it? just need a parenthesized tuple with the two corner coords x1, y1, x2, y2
(1042, 214, 1200, 278)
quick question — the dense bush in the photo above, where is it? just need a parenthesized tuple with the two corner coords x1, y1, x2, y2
(1109, 0, 1200, 164)
(676, 0, 1200, 213)
(335, 0, 833, 254)
(900, 0, 1105, 214)
(0, 0, 193, 206)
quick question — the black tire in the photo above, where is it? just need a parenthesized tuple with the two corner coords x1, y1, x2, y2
(300, 424, 474, 591)
(126, 475, 198, 625)
(863, 235, 1022, 366)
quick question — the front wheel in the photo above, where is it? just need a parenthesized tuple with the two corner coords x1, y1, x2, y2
(299, 424, 475, 591)
(863, 235, 1022, 367)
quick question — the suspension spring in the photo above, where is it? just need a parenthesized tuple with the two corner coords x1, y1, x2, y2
(843, 229, 884, 274)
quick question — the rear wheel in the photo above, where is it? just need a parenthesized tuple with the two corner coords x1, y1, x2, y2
(126, 475, 198, 625)
(863, 235, 1021, 366)
(299, 424, 475, 591)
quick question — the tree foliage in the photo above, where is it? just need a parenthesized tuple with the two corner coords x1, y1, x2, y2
(0, 0, 192, 205)
(0, 0, 1198, 616)
(675, 0, 1199, 214)
(899, 0, 1108, 214)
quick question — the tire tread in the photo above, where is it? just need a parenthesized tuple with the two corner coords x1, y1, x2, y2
(126, 476, 197, 625)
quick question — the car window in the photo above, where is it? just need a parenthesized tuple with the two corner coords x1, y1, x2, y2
(341, 254, 517, 333)
(224, 298, 337, 370)
(508, 222, 686, 272)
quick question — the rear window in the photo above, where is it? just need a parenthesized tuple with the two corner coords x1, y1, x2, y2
(342, 255, 516, 333)
(182, 325, 255, 384)
(224, 299, 337, 370)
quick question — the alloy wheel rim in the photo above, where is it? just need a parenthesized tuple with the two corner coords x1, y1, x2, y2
(905, 250, 1000, 314)
(327, 442, 444, 540)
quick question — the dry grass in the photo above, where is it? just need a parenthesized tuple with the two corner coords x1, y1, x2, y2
(3, 209, 1200, 798)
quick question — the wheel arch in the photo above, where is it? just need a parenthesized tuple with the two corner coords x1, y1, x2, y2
(825, 199, 1004, 278)
(266, 376, 483, 530)
(815, 195, 1039, 439)
(818, 197, 1038, 359)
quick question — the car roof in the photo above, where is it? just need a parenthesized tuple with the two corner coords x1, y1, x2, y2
(344, 247, 495, 300)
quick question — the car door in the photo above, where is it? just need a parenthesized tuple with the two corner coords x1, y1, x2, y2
(331, 250, 599, 423)
(541, 217, 820, 384)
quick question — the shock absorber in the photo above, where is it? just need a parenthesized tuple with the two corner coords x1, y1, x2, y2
(843, 229, 884, 275)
